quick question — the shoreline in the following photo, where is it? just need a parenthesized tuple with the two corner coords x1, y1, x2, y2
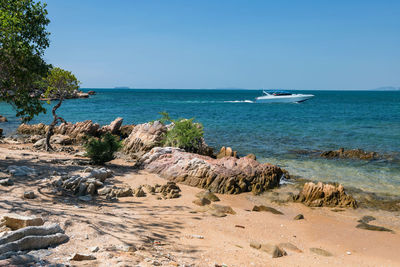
(0, 143, 400, 266)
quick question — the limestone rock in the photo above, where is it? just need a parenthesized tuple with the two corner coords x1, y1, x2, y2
(0, 115, 7, 122)
(217, 146, 238, 159)
(0, 214, 44, 230)
(123, 121, 167, 156)
(0, 178, 13, 186)
(195, 190, 220, 202)
(252, 205, 283, 215)
(309, 247, 333, 256)
(320, 148, 380, 160)
(294, 182, 357, 208)
(140, 147, 283, 195)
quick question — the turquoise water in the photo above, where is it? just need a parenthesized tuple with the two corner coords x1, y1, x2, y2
(1, 89, 400, 195)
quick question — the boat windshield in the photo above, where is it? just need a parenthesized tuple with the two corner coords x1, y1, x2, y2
(263, 90, 292, 96)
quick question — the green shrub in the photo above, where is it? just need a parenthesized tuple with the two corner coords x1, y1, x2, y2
(83, 132, 122, 164)
(159, 112, 205, 153)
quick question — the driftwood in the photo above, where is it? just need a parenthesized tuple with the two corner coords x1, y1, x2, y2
(0, 224, 68, 254)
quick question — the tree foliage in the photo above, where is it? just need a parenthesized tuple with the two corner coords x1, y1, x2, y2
(83, 133, 122, 165)
(43, 67, 80, 151)
(0, 0, 51, 121)
(159, 112, 205, 154)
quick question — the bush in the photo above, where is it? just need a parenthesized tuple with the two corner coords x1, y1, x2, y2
(83, 132, 122, 164)
(159, 112, 205, 153)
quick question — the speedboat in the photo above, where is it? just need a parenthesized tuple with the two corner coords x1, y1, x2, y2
(255, 90, 314, 103)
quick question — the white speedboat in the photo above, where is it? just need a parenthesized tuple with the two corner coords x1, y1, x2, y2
(255, 90, 314, 103)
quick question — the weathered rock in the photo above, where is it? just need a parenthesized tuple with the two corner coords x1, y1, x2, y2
(101, 117, 123, 134)
(0, 178, 13, 186)
(278, 242, 302, 253)
(294, 182, 357, 208)
(70, 253, 96, 261)
(98, 187, 112, 195)
(192, 197, 211, 206)
(0, 115, 7, 122)
(217, 146, 238, 159)
(320, 148, 380, 160)
(245, 154, 257, 160)
(78, 195, 92, 202)
(23, 191, 35, 199)
(17, 123, 48, 135)
(50, 134, 72, 145)
(109, 187, 133, 198)
(55, 120, 100, 143)
(250, 241, 261, 249)
(143, 184, 155, 193)
(123, 121, 167, 156)
(0, 215, 44, 230)
(209, 204, 236, 215)
(260, 244, 287, 258)
(309, 247, 333, 256)
(0, 224, 63, 245)
(86, 168, 113, 182)
(140, 147, 283, 195)
(119, 125, 135, 138)
(293, 214, 304, 220)
(252, 205, 283, 215)
(33, 138, 46, 148)
(195, 190, 220, 202)
(356, 222, 394, 233)
(134, 187, 146, 197)
(159, 182, 181, 199)
(87, 90, 96, 95)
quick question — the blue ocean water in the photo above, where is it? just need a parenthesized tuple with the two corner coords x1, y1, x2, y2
(1, 89, 399, 195)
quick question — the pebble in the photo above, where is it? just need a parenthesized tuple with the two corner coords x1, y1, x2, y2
(346, 251, 352, 255)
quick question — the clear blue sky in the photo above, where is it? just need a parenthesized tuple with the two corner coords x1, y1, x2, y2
(44, 0, 400, 90)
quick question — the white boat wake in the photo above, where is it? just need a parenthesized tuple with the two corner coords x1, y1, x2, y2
(223, 100, 254, 103)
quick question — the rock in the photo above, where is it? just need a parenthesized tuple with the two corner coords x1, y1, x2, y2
(87, 168, 112, 182)
(293, 214, 304, 220)
(0, 115, 7, 122)
(74, 151, 86, 157)
(70, 253, 96, 261)
(217, 146, 238, 159)
(192, 197, 211, 206)
(78, 195, 92, 202)
(0, 229, 68, 254)
(195, 190, 220, 202)
(0, 178, 13, 186)
(357, 215, 376, 224)
(54, 120, 100, 144)
(101, 117, 123, 134)
(33, 138, 46, 148)
(77, 92, 89, 98)
(245, 153, 257, 160)
(87, 183, 96, 195)
(143, 184, 155, 193)
(119, 125, 135, 138)
(140, 147, 283, 195)
(252, 205, 283, 215)
(320, 148, 380, 160)
(23, 191, 35, 199)
(50, 135, 72, 145)
(356, 222, 394, 233)
(0, 214, 44, 230)
(110, 187, 133, 198)
(209, 204, 236, 215)
(87, 90, 96, 95)
(309, 248, 333, 256)
(278, 242, 302, 253)
(250, 241, 261, 249)
(17, 123, 48, 135)
(90, 246, 99, 252)
(260, 244, 287, 258)
(123, 121, 167, 156)
(134, 187, 146, 197)
(294, 182, 357, 208)
(0, 224, 64, 245)
(159, 182, 181, 199)
(98, 187, 112, 195)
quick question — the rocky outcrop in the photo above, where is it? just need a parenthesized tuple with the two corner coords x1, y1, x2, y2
(0, 214, 44, 231)
(320, 148, 380, 160)
(100, 117, 123, 134)
(0, 115, 7, 122)
(123, 121, 167, 157)
(55, 120, 100, 143)
(17, 123, 48, 135)
(217, 146, 238, 159)
(139, 147, 283, 194)
(294, 182, 357, 208)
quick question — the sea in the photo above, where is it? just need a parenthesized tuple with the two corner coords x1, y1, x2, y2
(1, 89, 399, 196)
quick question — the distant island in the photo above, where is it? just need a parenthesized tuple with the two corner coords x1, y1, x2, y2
(372, 86, 400, 91)
(114, 86, 131, 89)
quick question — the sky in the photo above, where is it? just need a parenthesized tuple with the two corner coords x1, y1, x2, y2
(44, 0, 400, 90)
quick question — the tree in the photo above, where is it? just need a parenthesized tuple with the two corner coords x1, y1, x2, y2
(44, 67, 80, 151)
(0, 0, 51, 121)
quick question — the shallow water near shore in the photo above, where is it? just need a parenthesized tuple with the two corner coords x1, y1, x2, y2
(1, 89, 399, 195)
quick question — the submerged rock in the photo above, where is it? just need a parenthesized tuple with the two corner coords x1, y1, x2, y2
(140, 147, 283, 195)
(294, 182, 357, 208)
(320, 148, 380, 160)
(0, 115, 8, 122)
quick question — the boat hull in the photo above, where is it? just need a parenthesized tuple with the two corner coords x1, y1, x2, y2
(255, 94, 314, 103)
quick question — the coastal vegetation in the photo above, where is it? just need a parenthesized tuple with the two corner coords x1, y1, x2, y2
(83, 132, 122, 165)
(0, 0, 50, 121)
(43, 67, 80, 151)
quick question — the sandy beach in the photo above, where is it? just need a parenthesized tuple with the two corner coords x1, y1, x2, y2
(1, 143, 400, 267)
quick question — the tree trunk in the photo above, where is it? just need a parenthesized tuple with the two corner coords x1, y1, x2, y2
(45, 97, 64, 151)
